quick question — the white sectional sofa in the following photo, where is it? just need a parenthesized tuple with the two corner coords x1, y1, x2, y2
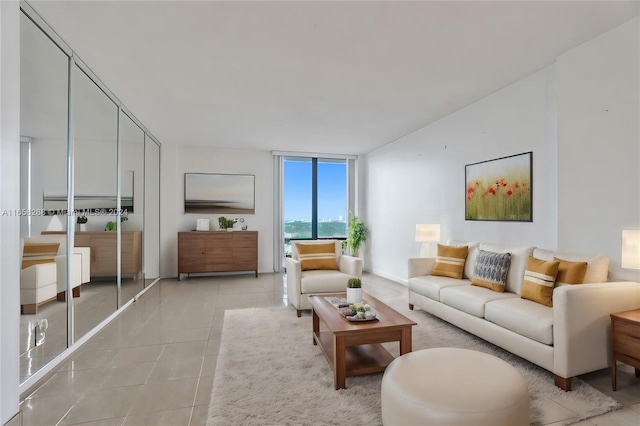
(408, 241, 640, 391)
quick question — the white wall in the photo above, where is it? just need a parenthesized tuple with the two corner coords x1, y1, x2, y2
(160, 145, 274, 278)
(364, 67, 557, 283)
(1, 0, 22, 423)
(363, 17, 640, 284)
(556, 17, 640, 282)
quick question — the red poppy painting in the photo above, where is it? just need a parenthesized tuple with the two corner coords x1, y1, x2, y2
(465, 152, 532, 221)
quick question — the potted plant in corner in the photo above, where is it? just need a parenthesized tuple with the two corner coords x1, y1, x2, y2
(346, 277, 362, 304)
(77, 215, 88, 232)
(346, 212, 368, 257)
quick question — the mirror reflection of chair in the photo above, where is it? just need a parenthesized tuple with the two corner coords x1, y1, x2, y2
(21, 235, 90, 310)
(20, 239, 62, 314)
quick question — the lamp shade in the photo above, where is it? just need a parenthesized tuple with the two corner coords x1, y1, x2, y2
(622, 230, 640, 269)
(415, 224, 440, 243)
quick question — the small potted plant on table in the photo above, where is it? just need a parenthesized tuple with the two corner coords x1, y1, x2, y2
(346, 277, 362, 304)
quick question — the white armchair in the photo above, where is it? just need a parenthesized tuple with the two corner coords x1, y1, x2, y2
(285, 240, 362, 317)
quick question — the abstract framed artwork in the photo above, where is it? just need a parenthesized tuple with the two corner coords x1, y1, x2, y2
(465, 151, 532, 222)
(184, 173, 255, 214)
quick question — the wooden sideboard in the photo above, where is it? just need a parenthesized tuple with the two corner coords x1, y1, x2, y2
(178, 231, 258, 278)
(74, 231, 142, 279)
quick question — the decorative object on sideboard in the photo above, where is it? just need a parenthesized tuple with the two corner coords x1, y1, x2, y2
(76, 215, 88, 232)
(346, 212, 368, 257)
(218, 216, 237, 231)
(415, 224, 440, 257)
(465, 151, 532, 222)
(346, 277, 362, 304)
(237, 217, 248, 231)
(46, 215, 64, 232)
(105, 216, 128, 231)
(622, 230, 640, 270)
(196, 218, 210, 231)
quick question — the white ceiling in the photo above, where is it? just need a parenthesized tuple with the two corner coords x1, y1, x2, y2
(26, 0, 640, 155)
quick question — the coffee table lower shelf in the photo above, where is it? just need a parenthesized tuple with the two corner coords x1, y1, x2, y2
(314, 330, 395, 378)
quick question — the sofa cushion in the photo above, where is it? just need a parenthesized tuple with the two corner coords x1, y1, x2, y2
(448, 240, 480, 279)
(408, 276, 470, 302)
(554, 258, 587, 286)
(440, 284, 518, 318)
(485, 298, 554, 345)
(521, 257, 560, 307)
(432, 244, 468, 279)
(471, 250, 511, 292)
(480, 243, 534, 294)
(296, 242, 338, 271)
(300, 270, 349, 294)
(532, 248, 608, 283)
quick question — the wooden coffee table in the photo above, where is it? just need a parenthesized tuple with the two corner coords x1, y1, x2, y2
(309, 292, 417, 389)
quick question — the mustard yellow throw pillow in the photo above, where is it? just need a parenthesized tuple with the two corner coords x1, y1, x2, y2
(521, 257, 560, 307)
(432, 244, 468, 279)
(554, 258, 588, 286)
(296, 242, 338, 271)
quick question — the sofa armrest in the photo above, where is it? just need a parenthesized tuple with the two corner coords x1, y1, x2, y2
(408, 257, 436, 279)
(553, 281, 640, 378)
(339, 255, 362, 277)
(285, 257, 302, 307)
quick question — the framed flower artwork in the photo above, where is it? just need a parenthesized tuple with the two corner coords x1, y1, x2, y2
(465, 152, 532, 222)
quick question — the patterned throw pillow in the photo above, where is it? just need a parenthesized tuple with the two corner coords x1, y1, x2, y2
(554, 258, 588, 286)
(432, 244, 468, 279)
(521, 257, 560, 307)
(471, 250, 511, 292)
(296, 242, 338, 271)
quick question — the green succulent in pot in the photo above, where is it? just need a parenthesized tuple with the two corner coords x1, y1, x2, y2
(347, 278, 362, 289)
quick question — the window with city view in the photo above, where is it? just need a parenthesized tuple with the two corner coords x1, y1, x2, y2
(283, 157, 347, 257)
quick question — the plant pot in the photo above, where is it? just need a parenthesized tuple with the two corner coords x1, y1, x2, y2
(226, 228, 233, 232)
(346, 287, 362, 304)
(79, 223, 87, 232)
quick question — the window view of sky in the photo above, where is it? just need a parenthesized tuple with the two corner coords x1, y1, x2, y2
(283, 159, 346, 222)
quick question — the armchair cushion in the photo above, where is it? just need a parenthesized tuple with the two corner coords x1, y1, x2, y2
(296, 242, 338, 271)
(300, 270, 352, 293)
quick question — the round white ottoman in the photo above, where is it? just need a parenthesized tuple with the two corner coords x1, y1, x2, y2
(381, 348, 529, 426)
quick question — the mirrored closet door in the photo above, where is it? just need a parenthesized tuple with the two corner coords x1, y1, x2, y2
(19, 10, 70, 383)
(19, 4, 162, 387)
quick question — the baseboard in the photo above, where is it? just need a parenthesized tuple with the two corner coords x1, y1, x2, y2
(364, 268, 407, 286)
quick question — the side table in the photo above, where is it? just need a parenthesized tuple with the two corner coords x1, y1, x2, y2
(610, 308, 640, 391)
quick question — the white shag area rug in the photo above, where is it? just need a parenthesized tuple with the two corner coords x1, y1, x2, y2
(208, 301, 621, 426)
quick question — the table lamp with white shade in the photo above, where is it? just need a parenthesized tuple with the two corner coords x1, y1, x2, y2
(622, 230, 640, 270)
(415, 224, 441, 257)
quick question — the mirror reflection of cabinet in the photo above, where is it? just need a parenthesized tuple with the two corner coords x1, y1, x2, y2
(74, 231, 142, 278)
(18, 4, 162, 388)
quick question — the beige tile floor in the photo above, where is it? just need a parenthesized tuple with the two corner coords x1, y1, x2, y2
(20, 277, 150, 383)
(19, 272, 640, 425)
